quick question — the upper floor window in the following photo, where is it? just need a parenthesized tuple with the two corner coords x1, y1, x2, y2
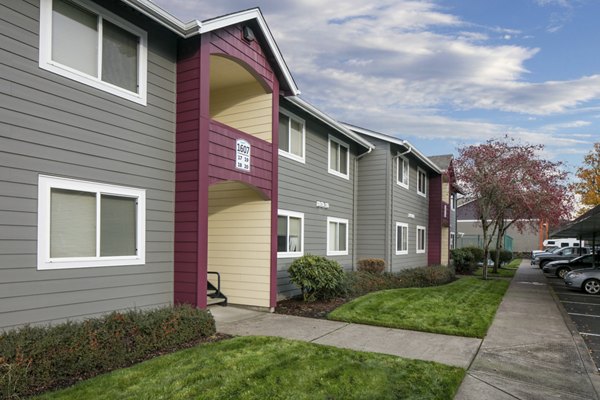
(328, 136, 349, 179)
(327, 217, 348, 256)
(277, 210, 304, 258)
(37, 175, 146, 270)
(39, 0, 148, 105)
(396, 222, 408, 255)
(450, 194, 456, 210)
(278, 111, 305, 163)
(417, 167, 427, 197)
(397, 156, 409, 189)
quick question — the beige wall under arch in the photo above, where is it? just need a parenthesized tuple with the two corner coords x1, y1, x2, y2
(207, 181, 271, 307)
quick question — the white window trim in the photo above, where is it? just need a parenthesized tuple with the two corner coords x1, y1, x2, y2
(416, 225, 426, 254)
(278, 109, 306, 164)
(327, 216, 349, 256)
(39, 0, 148, 105)
(396, 156, 409, 189)
(327, 135, 350, 180)
(417, 167, 427, 197)
(37, 175, 146, 270)
(450, 232, 456, 250)
(277, 210, 304, 258)
(450, 194, 456, 211)
(395, 222, 409, 255)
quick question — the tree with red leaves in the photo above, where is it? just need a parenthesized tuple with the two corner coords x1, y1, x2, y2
(455, 137, 573, 278)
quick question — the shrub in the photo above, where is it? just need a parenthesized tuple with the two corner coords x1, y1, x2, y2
(347, 265, 455, 297)
(450, 248, 476, 274)
(0, 305, 215, 398)
(463, 246, 485, 263)
(288, 254, 347, 301)
(357, 258, 386, 274)
(489, 249, 513, 265)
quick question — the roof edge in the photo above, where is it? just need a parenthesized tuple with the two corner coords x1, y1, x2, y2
(121, 0, 201, 37)
(343, 123, 442, 174)
(284, 97, 374, 150)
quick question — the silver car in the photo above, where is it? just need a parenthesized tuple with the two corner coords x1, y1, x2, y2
(565, 268, 600, 295)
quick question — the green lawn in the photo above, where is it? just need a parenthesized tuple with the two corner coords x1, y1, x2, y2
(473, 258, 522, 278)
(35, 336, 464, 400)
(329, 277, 509, 338)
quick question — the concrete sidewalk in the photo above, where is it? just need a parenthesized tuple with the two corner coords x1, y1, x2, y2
(210, 304, 481, 369)
(455, 260, 600, 400)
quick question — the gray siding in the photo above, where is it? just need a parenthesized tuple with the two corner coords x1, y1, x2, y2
(0, 0, 177, 329)
(355, 136, 430, 272)
(390, 153, 430, 271)
(277, 103, 358, 298)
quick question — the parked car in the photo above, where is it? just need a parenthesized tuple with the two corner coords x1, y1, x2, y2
(531, 246, 559, 263)
(543, 254, 600, 278)
(533, 246, 590, 268)
(565, 268, 600, 295)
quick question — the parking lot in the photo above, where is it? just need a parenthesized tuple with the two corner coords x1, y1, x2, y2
(545, 273, 600, 370)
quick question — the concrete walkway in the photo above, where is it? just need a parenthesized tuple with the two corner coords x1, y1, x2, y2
(211, 304, 481, 369)
(455, 260, 600, 400)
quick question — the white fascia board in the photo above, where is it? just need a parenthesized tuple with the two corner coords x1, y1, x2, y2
(121, 0, 201, 37)
(201, 9, 300, 96)
(343, 123, 442, 174)
(286, 97, 375, 151)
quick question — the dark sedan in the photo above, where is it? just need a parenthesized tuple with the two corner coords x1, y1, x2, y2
(543, 254, 600, 279)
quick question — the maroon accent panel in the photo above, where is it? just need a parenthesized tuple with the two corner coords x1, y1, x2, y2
(428, 174, 442, 265)
(270, 80, 280, 309)
(174, 37, 201, 307)
(210, 24, 276, 92)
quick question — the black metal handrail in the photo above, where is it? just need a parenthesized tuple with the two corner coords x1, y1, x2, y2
(207, 271, 221, 297)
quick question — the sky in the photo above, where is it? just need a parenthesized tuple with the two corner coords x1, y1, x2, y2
(153, 0, 600, 176)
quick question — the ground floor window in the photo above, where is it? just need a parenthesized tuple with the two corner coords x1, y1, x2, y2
(450, 232, 456, 250)
(277, 210, 304, 258)
(37, 175, 145, 269)
(396, 222, 408, 255)
(416, 225, 426, 254)
(327, 217, 348, 256)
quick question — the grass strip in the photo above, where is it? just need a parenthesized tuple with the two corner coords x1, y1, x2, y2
(329, 277, 509, 338)
(35, 336, 464, 400)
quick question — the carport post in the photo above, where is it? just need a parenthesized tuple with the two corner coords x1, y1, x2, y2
(594, 233, 597, 269)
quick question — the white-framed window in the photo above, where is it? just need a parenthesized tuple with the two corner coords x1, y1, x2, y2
(278, 110, 305, 163)
(417, 167, 427, 197)
(37, 175, 146, 270)
(396, 222, 408, 255)
(450, 232, 456, 250)
(450, 194, 456, 211)
(277, 210, 304, 258)
(416, 225, 426, 254)
(327, 217, 348, 256)
(39, 0, 148, 105)
(396, 156, 409, 189)
(328, 136, 350, 179)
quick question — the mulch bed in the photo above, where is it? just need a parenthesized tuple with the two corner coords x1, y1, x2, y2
(275, 297, 351, 319)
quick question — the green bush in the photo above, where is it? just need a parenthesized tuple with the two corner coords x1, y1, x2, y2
(357, 258, 386, 274)
(450, 248, 476, 274)
(288, 254, 347, 301)
(490, 249, 513, 265)
(463, 246, 485, 263)
(347, 265, 455, 297)
(0, 305, 215, 399)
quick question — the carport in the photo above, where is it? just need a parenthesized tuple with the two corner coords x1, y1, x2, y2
(551, 204, 600, 267)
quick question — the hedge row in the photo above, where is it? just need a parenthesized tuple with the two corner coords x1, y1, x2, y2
(0, 305, 215, 398)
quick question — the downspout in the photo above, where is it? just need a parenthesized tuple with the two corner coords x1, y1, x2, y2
(352, 146, 373, 271)
(390, 145, 412, 272)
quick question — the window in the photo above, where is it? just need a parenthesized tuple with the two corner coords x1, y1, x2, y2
(328, 136, 349, 179)
(417, 168, 427, 197)
(277, 210, 304, 258)
(396, 222, 408, 255)
(450, 194, 456, 211)
(327, 217, 348, 256)
(416, 225, 426, 254)
(397, 156, 409, 189)
(39, 0, 148, 104)
(450, 232, 456, 250)
(278, 110, 305, 163)
(37, 175, 146, 269)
